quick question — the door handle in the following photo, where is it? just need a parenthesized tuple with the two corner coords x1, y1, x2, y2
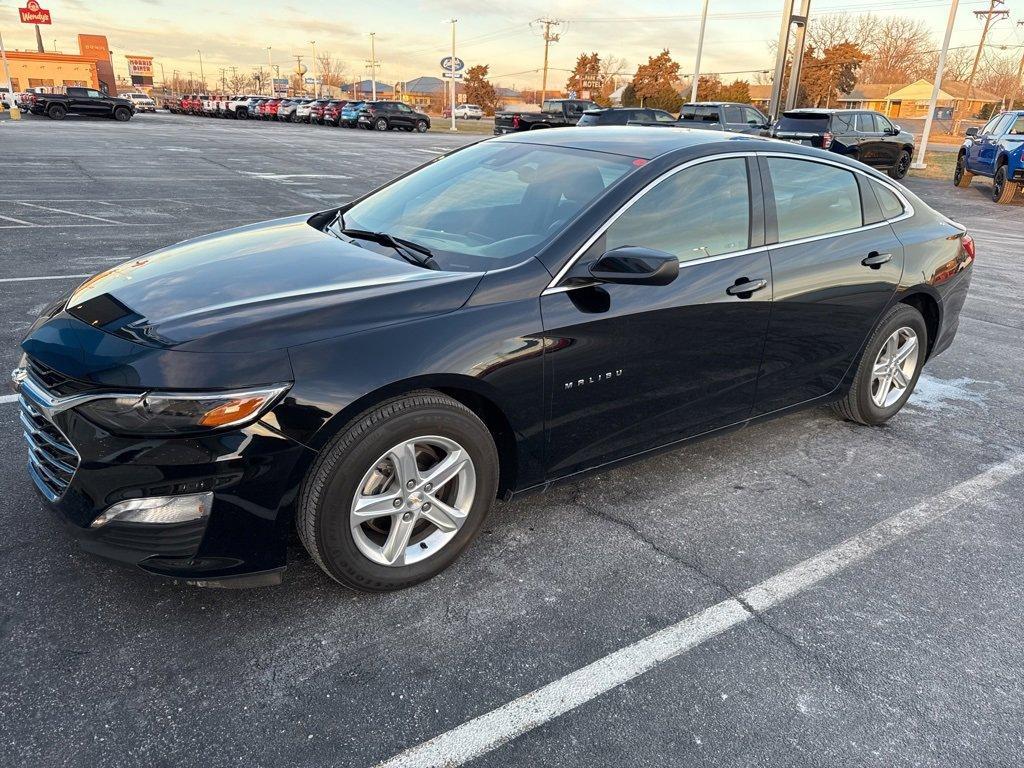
(862, 252, 893, 269)
(726, 278, 768, 297)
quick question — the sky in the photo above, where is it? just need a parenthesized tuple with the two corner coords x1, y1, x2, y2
(1, 0, 1020, 91)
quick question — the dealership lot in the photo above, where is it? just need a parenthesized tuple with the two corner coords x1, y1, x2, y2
(1, 113, 1023, 767)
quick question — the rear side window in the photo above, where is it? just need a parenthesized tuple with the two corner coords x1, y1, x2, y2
(680, 106, 697, 120)
(831, 113, 855, 133)
(777, 113, 829, 133)
(604, 158, 751, 262)
(855, 113, 878, 132)
(768, 158, 862, 241)
(700, 106, 719, 122)
(723, 105, 744, 124)
(871, 181, 905, 219)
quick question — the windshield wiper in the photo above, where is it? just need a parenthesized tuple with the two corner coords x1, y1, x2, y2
(340, 228, 441, 270)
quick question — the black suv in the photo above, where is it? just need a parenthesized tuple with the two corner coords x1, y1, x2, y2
(772, 109, 915, 179)
(357, 101, 431, 132)
(578, 107, 677, 126)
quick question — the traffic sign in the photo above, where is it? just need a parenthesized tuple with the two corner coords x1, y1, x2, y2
(19, 0, 52, 24)
(441, 72, 463, 79)
(440, 56, 465, 72)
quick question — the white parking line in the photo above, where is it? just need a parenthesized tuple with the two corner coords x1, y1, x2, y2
(0, 274, 89, 283)
(0, 213, 35, 226)
(14, 202, 126, 225)
(374, 453, 1024, 768)
(0, 394, 18, 404)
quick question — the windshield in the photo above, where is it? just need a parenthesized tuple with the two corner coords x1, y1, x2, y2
(342, 141, 636, 271)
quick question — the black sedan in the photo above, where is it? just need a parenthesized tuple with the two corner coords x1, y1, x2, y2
(14, 128, 974, 591)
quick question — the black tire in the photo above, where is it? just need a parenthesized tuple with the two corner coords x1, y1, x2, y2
(888, 149, 911, 180)
(415, 119, 428, 133)
(113, 107, 131, 122)
(374, 117, 389, 131)
(993, 164, 1017, 204)
(297, 390, 499, 591)
(953, 153, 973, 188)
(831, 303, 928, 426)
(47, 104, 67, 120)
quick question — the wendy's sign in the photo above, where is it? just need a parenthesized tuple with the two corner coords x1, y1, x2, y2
(19, 1, 53, 24)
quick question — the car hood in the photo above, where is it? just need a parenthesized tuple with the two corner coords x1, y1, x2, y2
(59, 214, 483, 354)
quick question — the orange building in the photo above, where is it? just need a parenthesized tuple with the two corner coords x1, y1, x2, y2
(1, 34, 117, 94)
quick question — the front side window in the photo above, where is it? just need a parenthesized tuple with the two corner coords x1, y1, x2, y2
(744, 108, 765, 126)
(343, 142, 635, 270)
(980, 115, 1002, 135)
(992, 114, 1015, 135)
(769, 157, 862, 241)
(1009, 116, 1024, 135)
(876, 114, 894, 132)
(604, 158, 751, 262)
(723, 105, 745, 124)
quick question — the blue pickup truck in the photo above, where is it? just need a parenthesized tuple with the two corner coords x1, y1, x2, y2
(954, 110, 1024, 204)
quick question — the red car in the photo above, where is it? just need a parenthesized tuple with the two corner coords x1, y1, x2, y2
(263, 98, 282, 119)
(308, 99, 331, 124)
(322, 100, 348, 126)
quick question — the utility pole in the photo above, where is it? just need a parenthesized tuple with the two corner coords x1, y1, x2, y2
(267, 47, 274, 95)
(220, 68, 227, 92)
(34, 24, 43, 53)
(447, 18, 458, 131)
(1009, 20, 1024, 110)
(912, 0, 960, 169)
(956, 0, 1008, 130)
(784, 0, 812, 111)
(534, 18, 562, 105)
(369, 34, 379, 100)
(690, 0, 710, 102)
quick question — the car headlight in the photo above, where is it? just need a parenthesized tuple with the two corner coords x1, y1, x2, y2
(75, 385, 289, 436)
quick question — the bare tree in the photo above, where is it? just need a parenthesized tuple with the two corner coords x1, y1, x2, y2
(315, 53, 349, 89)
(978, 50, 1022, 98)
(806, 13, 873, 53)
(916, 46, 974, 83)
(859, 16, 933, 84)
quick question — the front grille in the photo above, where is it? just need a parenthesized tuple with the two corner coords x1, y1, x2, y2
(20, 394, 80, 501)
(26, 357, 94, 397)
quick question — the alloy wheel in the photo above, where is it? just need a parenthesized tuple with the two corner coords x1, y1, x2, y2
(870, 326, 919, 408)
(349, 436, 476, 567)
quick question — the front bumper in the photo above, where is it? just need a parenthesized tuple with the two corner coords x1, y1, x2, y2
(17, 379, 313, 585)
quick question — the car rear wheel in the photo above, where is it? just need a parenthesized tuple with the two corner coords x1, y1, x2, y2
(113, 107, 131, 122)
(888, 149, 911, 180)
(953, 154, 973, 188)
(415, 119, 428, 133)
(993, 164, 1018, 204)
(297, 391, 498, 591)
(831, 303, 927, 426)
(47, 104, 66, 120)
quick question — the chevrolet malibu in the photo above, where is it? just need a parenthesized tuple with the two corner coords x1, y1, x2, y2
(14, 128, 975, 591)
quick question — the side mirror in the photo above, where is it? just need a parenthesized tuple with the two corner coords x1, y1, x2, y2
(965, 126, 979, 137)
(588, 247, 679, 286)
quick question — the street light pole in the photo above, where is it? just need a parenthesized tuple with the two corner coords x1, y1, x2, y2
(447, 18, 457, 132)
(370, 33, 377, 100)
(690, 0, 709, 103)
(310, 41, 317, 97)
(267, 47, 273, 96)
(197, 50, 206, 90)
(913, 0, 960, 169)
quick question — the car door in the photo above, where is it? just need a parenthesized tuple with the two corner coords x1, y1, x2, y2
(854, 112, 886, 165)
(541, 155, 772, 477)
(873, 114, 902, 166)
(754, 154, 905, 415)
(966, 115, 1001, 172)
(978, 114, 1012, 173)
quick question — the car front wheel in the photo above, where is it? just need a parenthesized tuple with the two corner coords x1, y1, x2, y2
(113, 107, 131, 122)
(297, 391, 498, 591)
(374, 117, 389, 131)
(831, 303, 927, 426)
(47, 104, 67, 120)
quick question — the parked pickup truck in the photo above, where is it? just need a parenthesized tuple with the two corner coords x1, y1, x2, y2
(493, 99, 598, 134)
(955, 110, 1024, 204)
(29, 87, 134, 121)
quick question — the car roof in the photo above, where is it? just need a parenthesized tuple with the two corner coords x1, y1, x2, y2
(494, 125, 775, 159)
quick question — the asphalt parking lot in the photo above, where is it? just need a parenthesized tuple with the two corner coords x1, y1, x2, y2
(1, 113, 1023, 768)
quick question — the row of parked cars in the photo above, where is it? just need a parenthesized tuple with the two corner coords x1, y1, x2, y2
(167, 94, 432, 131)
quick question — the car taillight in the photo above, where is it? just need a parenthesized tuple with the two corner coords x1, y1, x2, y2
(961, 233, 975, 263)
(822, 131, 833, 149)
(512, 114, 520, 129)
